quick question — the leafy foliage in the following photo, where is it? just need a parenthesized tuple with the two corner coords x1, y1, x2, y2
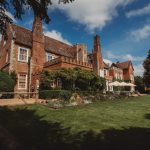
(40, 70, 54, 90)
(0, 71, 15, 98)
(0, 0, 74, 38)
(40, 68, 106, 91)
(0, 6, 12, 39)
(10, 71, 17, 85)
(39, 90, 72, 101)
(134, 76, 145, 93)
(143, 49, 150, 88)
(0, 71, 15, 92)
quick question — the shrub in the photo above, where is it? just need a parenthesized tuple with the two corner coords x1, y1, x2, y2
(0, 71, 15, 98)
(40, 68, 106, 91)
(39, 90, 72, 101)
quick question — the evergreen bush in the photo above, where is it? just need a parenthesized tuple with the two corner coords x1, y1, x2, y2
(0, 71, 15, 98)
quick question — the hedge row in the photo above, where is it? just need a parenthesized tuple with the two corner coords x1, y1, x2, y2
(39, 90, 72, 101)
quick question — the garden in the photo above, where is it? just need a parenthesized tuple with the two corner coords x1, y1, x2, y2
(0, 95, 150, 149)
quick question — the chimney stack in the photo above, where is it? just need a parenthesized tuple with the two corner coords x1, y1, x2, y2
(31, 15, 45, 92)
(93, 35, 104, 76)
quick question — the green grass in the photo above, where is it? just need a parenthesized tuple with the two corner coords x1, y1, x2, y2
(26, 96, 150, 132)
(0, 95, 150, 149)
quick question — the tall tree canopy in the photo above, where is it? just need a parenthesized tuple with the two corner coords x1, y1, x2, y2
(134, 76, 145, 93)
(0, 0, 74, 38)
(143, 49, 150, 88)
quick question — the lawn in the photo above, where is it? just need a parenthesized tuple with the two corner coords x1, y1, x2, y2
(0, 95, 150, 150)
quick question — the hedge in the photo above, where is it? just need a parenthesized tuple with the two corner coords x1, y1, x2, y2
(39, 90, 72, 101)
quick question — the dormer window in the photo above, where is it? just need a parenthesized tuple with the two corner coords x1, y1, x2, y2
(18, 47, 28, 62)
(46, 53, 55, 61)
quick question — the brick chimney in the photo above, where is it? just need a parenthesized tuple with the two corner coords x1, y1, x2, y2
(93, 35, 104, 76)
(31, 16, 45, 92)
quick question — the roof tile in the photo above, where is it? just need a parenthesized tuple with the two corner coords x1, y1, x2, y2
(12, 24, 76, 58)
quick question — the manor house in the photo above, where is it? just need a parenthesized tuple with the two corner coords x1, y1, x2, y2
(0, 16, 135, 93)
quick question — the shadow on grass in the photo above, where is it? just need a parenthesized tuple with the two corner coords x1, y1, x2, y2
(0, 107, 150, 150)
(145, 114, 150, 120)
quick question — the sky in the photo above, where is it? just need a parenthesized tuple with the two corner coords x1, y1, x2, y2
(8, 0, 150, 76)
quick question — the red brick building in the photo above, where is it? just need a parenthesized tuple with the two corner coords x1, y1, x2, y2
(0, 17, 134, 93)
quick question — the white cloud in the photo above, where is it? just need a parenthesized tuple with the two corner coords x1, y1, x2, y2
(130, 25, 150, 41)
(107, 51, 144, 62)
(51, 0, 135, 32)
(44, 30, 72, 45)
(126, 3, 150, 18)
(134, 64, 144, 76)
(107, 51, 118, 59)
(103, 59, 112, 66)
(123, 54, 145, 61)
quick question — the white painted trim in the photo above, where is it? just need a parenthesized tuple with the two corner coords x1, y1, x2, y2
(18, 47, 29, 63)
(46, 52, 55, 61)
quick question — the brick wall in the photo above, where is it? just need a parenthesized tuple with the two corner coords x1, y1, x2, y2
(76, 44, 88, 63)
(93, 35, 104, 76)
(123, 65, 134, 83)
(0, 24, 13, 71)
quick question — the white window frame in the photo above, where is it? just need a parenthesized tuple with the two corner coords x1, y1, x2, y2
(99, 69, 104, 77)
(115, 73, 117, 79)
(104, 69, 107, 76)
(18, 47, 28, 63)
(46, 53, 55, 61)
(18, 73, 28, 90)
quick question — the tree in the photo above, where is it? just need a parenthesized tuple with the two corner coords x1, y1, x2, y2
(40, 70, 54, 90)
(0, 0, 74, 39)
(143, 49, 150, 88)
(134, 76, 145, 93)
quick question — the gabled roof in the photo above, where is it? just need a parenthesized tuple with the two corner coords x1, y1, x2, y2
(111, 63, 121, 68)
(116, 61, 134, 70)
(45, 36, 76, 58)
(103, 61, 109, 69)
(11, 24, 76, 58)
(12, 24, 32, 47)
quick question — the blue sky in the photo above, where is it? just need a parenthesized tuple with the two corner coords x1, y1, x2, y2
(10, 0, 150, 76)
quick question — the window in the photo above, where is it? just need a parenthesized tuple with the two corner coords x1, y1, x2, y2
(99, 69, 104, 77)
(18, 48, 28, 62)
(18, 73, 27, 89)
(46, 53, 55, 61)
(57, 78, 62, 88)
(104, 69, 107, 76)
(115, 73, 117, 79)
